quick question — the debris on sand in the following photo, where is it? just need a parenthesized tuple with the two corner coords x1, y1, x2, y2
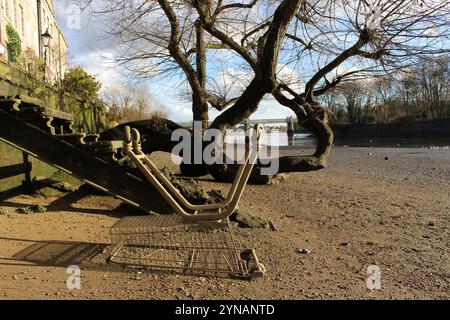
(0, 207, 19, 219)
(209, 189, 270, 229)
(297, 248, 311, 254)
(32, 171, 81, 197)
(162, 169, 209, 204)
(0, 207, 11, 215)
(16, 205, 48, 215)
(268, 173, 290, 185)
(242, 171, 291, 185)
(231, 210, 269, 229)
(268, 220, 278, 231)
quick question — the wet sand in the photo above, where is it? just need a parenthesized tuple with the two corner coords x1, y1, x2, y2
(0, 147, 448, 299)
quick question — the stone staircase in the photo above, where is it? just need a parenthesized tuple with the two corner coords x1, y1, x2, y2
(0, 95, 170, 214)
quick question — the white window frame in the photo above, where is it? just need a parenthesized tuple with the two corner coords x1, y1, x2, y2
(10, 0, 15, 26)
(2, 0, 7, 18)
(18, 5, 24, 36)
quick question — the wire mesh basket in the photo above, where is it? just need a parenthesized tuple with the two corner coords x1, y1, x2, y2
(109, 215, 265, 279)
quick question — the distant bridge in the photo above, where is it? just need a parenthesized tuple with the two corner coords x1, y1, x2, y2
(177, 117, 313, 146)
(178, 117, 298, 129)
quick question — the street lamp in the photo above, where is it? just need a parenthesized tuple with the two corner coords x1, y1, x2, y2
(41, 28, 52, 82)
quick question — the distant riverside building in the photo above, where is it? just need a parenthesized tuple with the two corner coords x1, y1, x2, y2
(0, 0, 68, 82)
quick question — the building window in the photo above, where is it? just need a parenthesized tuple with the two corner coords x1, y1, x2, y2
(10, 0, 15, 26)
(18, 5, 24, 36)
(2, 0, 7, 18)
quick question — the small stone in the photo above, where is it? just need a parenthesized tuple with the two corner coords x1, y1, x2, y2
(230, 210, 269, 229)
(297, 248, 311, 254)
(0, 207, 11, 215)
(12, 275, 19, 280)
(340, 242, 350, 247)
(7, 212, 19, 219)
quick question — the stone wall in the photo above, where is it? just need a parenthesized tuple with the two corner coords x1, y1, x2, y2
(333, 119, 450, 147)
(0, 60, 108, 134)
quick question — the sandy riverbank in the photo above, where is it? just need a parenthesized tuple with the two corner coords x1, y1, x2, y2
(0, 147, 448, 299)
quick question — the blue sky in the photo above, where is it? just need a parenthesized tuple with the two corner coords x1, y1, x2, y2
(54, 0, 296, 123)
(53, 0, 448, 124)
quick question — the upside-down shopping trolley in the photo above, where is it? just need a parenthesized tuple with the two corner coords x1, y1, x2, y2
(109, 124, 267, 279)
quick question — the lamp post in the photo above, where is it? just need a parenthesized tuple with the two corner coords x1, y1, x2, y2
(41, 28, 52, 82)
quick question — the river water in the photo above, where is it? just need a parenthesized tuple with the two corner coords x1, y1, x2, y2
(225, 132, 450, 148)
(225, 132, 315, 147)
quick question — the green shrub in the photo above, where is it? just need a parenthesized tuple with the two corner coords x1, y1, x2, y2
(62, 66, 101, 101)
(6, 24, 22, 65)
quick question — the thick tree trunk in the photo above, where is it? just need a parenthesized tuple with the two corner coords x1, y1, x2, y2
(180, 20, 210, 177)
(278, 118, 334, 173)
(181, 92, 210, 177)
(207, 78, 273, 182)
(193, 20, 209, 132)
(210, 78, 273, 131)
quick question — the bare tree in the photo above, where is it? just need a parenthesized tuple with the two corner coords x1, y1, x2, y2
(415, 55, 450, 119)
(81, 0, 449, 179)
(338, 80, 373, 124)
(103, 82, 168, 124)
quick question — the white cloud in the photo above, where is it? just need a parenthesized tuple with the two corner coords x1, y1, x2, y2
(54, 0, 303, 124)
(276, 63, 305, 93)
(73, 50, 126, 90)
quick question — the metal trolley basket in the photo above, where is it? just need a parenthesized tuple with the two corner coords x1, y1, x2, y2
(108, 125, 266, 279)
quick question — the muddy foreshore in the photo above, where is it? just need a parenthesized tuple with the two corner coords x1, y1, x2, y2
(0, 147, 448, 299)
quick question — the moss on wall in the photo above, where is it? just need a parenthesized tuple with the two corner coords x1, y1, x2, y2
(0, 60, 108, 133)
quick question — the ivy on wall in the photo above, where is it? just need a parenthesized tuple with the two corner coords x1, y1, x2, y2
(6, 24, 22, 65)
